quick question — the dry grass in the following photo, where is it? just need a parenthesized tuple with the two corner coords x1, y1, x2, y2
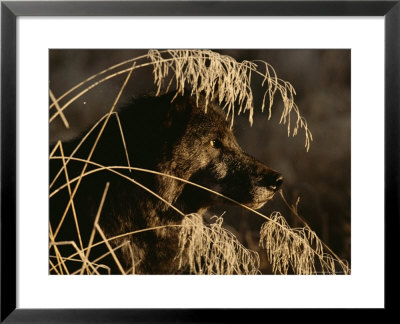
(50, 49, 312, 151)
(260, 211, 350, 275)
(149, 50, 312, 151)
(176, 214, 260, 275)
(49, 49, 349, 275)
(49, 151, 350, 275)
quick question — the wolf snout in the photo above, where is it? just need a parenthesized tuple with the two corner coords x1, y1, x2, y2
(260, 171, 283, 192)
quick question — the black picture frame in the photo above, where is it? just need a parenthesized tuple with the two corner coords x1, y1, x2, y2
(1, 0, 398, 321)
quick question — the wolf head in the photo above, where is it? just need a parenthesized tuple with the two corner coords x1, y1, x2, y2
(152, 94, 283, 213)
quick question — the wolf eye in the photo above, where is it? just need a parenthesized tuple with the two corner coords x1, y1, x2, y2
(210, 139, 222, 148)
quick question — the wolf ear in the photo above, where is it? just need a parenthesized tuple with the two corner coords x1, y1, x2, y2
(162, 94, 193, 130)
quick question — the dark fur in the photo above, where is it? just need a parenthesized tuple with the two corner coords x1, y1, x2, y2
(50, 92, 283, 274)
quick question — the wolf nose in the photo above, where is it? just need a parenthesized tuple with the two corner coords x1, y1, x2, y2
(267, 174, 283, 192)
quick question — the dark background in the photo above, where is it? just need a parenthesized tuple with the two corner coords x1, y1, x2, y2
(50, 49, 351, 274)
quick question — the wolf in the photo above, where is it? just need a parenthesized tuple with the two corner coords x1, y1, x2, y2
(49, 92, 283, 274)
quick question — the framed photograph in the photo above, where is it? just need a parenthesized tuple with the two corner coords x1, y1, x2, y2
(1, 0, 398, 321)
